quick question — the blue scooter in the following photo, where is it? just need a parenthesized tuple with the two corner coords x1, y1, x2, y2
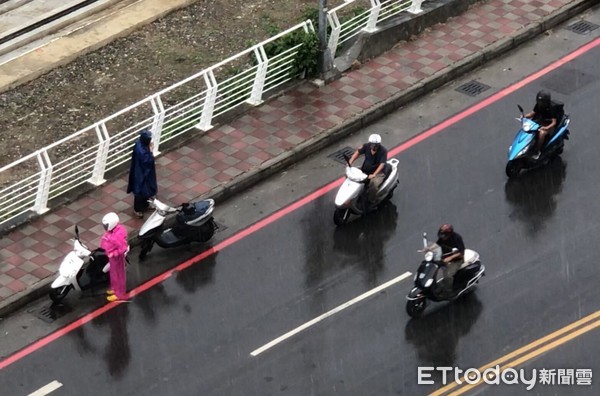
(506, 104, 570, 178)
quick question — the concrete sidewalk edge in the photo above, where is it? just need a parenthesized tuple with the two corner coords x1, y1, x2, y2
(0, 0, 594, 319)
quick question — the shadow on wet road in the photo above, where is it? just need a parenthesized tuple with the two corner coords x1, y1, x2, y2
(404, 293, 483, 368)
(504, 157, 567, 236)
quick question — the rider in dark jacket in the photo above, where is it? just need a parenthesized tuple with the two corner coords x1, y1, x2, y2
(348, 133, 388, 210)
(525, 90, 560, 160)
(436, 224, 465, 298)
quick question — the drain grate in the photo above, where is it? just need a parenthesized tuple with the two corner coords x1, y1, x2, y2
(567, 20, 599, 35)
(35, 305, 72, 323)
(455, 80, 491, 97)
(328, 146, 355, 164)
(213, 220, 227, 232)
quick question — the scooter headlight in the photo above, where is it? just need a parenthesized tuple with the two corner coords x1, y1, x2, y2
(424, 251, 434, 262)
(516, 146, 529, 158)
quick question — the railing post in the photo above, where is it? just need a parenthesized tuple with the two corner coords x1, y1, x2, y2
(195, 70, 218, 131)
(88, 123, 110, 186)
(327, 12, 341, 57)
(150, 95, 165, 155)
(247, 45, 268, 106)
(303, 19, 315, 33)
(364, 0, 381, 32)
(33, 150, 52, 214)
(408, 0, 424, 14)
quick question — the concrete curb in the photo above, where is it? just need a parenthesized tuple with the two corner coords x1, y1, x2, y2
(0, 0, 595, 319)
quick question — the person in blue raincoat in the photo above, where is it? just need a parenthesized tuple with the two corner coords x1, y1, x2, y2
(127, 129, 157, 218)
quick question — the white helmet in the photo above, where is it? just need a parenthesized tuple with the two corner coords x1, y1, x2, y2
(368, 134, 382, 144)
(102, 212, 119, 231)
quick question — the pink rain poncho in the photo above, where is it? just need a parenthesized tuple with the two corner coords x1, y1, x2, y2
(100, 223, 129, 299)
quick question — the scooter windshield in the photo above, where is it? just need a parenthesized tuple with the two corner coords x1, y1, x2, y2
(152, 199, 175, 212)
(521, 118, 538, 132)
(346, 167, 368, 182)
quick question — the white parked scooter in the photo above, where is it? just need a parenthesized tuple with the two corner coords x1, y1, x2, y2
(333, 155, 400, 225)
(49, 226, 111, 303)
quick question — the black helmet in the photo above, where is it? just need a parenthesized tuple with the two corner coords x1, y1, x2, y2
(438, 224, 454, 239)
(536, 90, 551, 107)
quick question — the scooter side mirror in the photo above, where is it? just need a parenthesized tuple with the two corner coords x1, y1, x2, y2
(75, 225, 80, 240)
(517, 104, 524, 114)
(343, 153, 351, 166)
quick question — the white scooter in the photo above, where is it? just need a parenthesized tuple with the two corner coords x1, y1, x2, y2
(333, 156, 400, 225)
(49, 226, 111, 303)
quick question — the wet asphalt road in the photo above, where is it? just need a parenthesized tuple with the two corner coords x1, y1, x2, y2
(2, 27, 600, 396)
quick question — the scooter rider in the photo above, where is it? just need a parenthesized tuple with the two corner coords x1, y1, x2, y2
(436, 224, 465, 298)
(525, 90, 558, 160)
(348, 134, 388, 210)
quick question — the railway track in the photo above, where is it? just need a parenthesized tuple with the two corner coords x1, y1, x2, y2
(0, 0, 122, 57)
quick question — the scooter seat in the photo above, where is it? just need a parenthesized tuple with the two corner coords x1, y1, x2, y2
(381, 160, 399, 186)
(177, 200, 213, 226)
(383, 163, 392, 181)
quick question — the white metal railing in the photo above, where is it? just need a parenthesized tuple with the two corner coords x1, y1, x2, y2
(328, 0, 424, 58)
(0, 21, 314, 225)
(0, 0, 426, 226)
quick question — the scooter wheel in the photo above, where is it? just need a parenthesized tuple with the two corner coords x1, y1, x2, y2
(505, 160, 522, 178)
(383, 190, 394, 202)
(198, 222, 215, 242)
(49, 285, 72, 303)
(139, 239, 153, 260)
(333, 208, 350, 226)
(406, 298, 427, 318)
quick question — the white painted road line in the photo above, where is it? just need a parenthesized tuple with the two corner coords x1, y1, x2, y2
(28, 380, 63, 396)
(250, 271, 413, 356)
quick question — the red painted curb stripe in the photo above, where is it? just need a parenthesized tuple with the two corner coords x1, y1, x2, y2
(2, 35, 600, 372)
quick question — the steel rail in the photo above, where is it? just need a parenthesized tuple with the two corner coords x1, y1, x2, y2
(0, 0, 101, 46)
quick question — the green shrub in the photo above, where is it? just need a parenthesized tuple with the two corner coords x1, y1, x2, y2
(262, 30, 319, 78)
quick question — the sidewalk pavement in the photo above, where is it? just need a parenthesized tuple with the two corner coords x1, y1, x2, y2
(0, 0, 593, 317)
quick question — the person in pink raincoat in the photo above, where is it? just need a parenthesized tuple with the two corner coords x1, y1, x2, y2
(101, 212, 129, 302)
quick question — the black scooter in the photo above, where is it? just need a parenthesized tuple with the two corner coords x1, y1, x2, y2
(137, 198, 217, 259)
(406, 233, 485, 318)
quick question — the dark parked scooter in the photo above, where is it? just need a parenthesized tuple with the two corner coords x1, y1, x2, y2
(138, 198, 217, 259)
(406, 233, 485, 318)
